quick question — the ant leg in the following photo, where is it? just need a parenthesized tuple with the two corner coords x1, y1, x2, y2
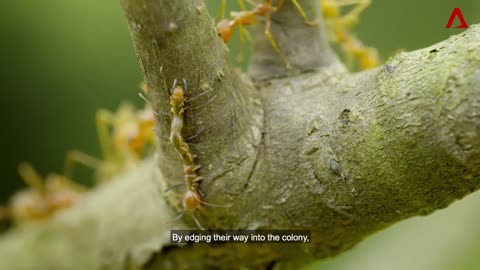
(96, 109, 115, 161)
(192, 212, 205, 230)
(239, 24, 253, 43)
(186, 92, 217, 121)
(238, 24, 253, 61)
(345, 0, 371, 25)
(337, 1, 379, 70)
(343, 37, 379, 70)
(139, 81, 148, 94)
(165, 183, 185, 192)
(337, 0, 371, 11)
(263, 11, 291, 69)
(244, 0, 256, 7)
(197, 188, 206, 197)
(153, 128, 169, 141)
(217, 0, 227, 21)
(358, 46, 380, 70)
(237, 24, 253, 63)
(338, 33, 357, 69)
(290, 0, 319, 26)
(275, 0, 286, 10)
(17, 163, 45, 193)
(185, 127, 205, 141)
(185, 88, 215, 103)
(190, 95, 218, 111)
(164, 211, 185, 225)
(138, 92, 152, 105)
(200, 200, 232, 208)
(64, 150, 102, 180)
(153, 127, 161, 138)
(237, 0, 247, 10)
(138, 93, 164, 117)
(49, 173, 88, 192)
(332, 0, 371, 26)
(192, 175, 204, 182)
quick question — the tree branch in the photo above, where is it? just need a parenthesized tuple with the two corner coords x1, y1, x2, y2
(0, 0, 479, 269)
(122, 0, 263, 218)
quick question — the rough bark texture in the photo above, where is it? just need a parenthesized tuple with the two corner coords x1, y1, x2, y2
(0, 0, 479, 269)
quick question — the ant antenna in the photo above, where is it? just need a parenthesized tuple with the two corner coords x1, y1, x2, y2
(170, 79, 178, 95)
(138, 93, 162, 117)
(165, 211, 185, 226)
(182, 78, 188, 92)
(138, 93, 152, 105)
(192, 212, 205, 230)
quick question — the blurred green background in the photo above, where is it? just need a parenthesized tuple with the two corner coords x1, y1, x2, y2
(0, 0, 478, 269)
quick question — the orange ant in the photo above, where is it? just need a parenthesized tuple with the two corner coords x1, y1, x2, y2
(160, 79, 227, 230)
(216, 0, 318, 69)
(1, 163, 85, 225)
(65, 96, 156, 182)
(126, 103, 156, 156)
(321, 0, 380, 70)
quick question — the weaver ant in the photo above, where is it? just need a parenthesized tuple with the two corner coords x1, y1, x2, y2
(159, 79, 227, 230)
(216, 0, 318, 69)
(321, 0, 380, 70)
(1, 163, 85, 225)
(65, 91, 157, 182)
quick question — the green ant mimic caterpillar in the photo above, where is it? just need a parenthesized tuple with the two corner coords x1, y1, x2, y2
(155, 78, 228, 230)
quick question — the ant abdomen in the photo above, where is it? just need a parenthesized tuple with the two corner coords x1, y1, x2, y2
(182, 190, 202, 211)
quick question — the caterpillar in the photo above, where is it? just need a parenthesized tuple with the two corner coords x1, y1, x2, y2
(163, 79, 226, 230)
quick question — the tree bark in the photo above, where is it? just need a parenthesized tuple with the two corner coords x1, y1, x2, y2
(0, 0, 479, 269)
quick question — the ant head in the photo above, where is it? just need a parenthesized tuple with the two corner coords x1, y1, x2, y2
(216, 19, 233, 43)
(171, 86, 185, 100)
(169, 78, 186, 98)
(182, 189, 201, 211)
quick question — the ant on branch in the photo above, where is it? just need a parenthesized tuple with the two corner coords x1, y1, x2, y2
(157, 79, 228, 230)
(321, 0, 380, 70)
(65, 88, 157, 182)
(216, 0, 318, 69)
